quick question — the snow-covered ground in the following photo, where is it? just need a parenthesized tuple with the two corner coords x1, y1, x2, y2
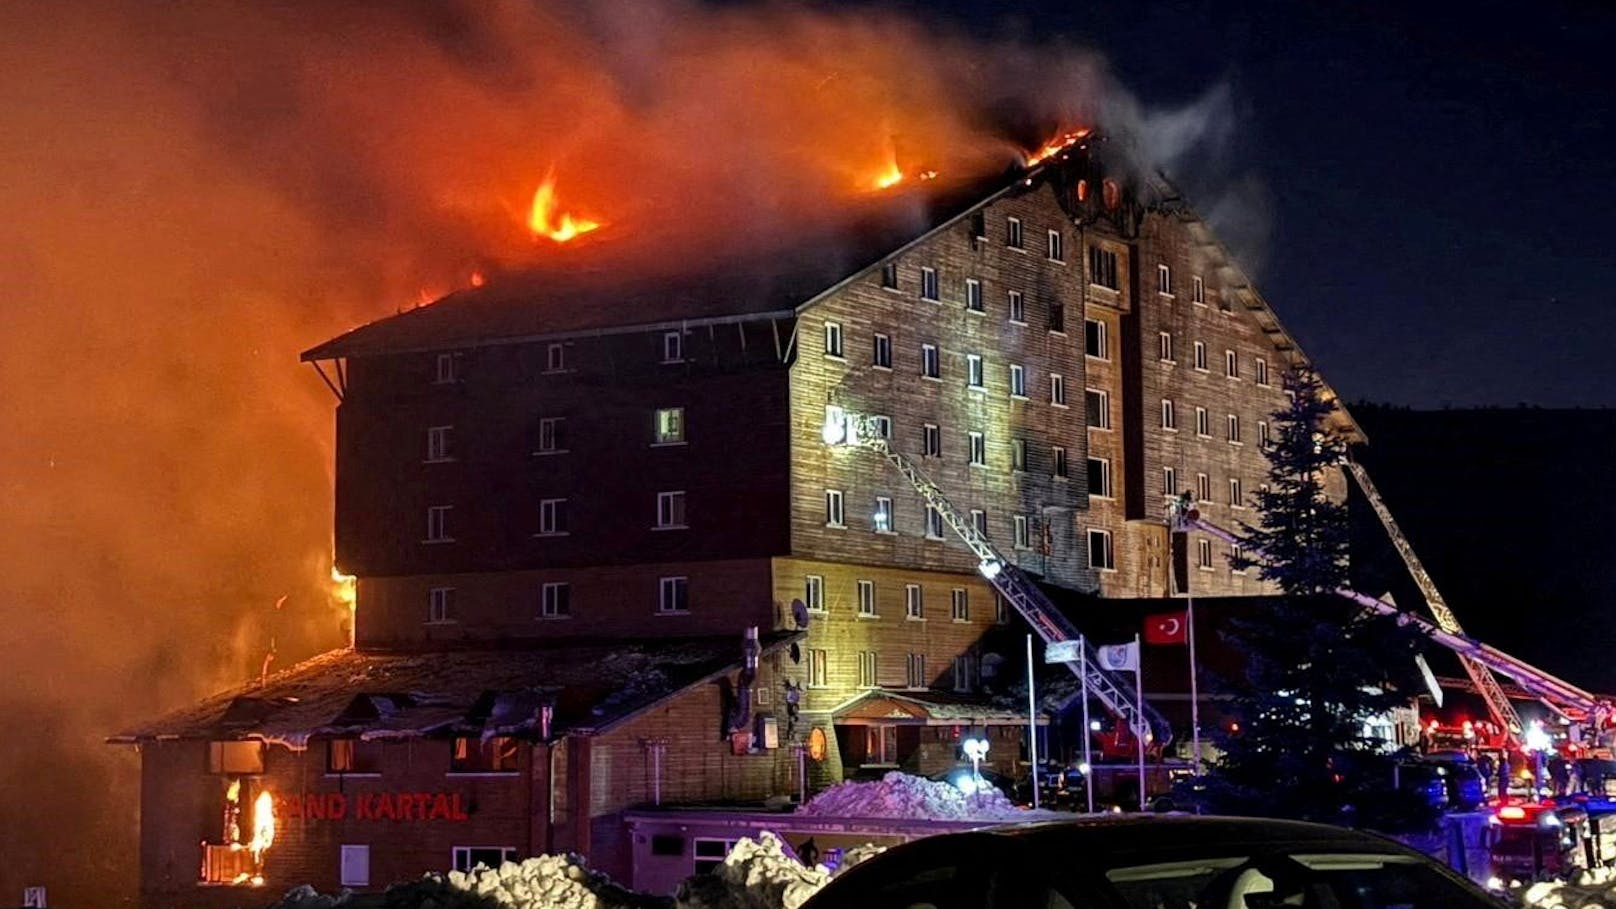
(798, 769, 1062, 821)
(1511, 867, 1616, 909)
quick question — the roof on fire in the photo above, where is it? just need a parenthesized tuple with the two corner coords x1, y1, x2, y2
(107, 633, 801, 747)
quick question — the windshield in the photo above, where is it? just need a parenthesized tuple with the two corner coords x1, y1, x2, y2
(1103, 852, 1497, 909)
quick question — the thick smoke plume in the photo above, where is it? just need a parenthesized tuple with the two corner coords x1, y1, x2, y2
(0, 1, 1229, 904)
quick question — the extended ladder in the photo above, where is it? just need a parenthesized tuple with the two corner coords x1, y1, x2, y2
(827, 408, 1172, 743)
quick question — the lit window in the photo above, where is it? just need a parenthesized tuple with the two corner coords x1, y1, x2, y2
(1084, 319, 1108, 359)
(1196, 473, 1211, 503)
(1088, 457, 1113, 498)
(1159, 331, 1174, 362)
(450, 736, 518, 773)
(967, 431, 986, 466)
(951, 588, 969, 622)
(1161, 399, 1177, 430)
(1088, 529, 1115, 570)
(966, 354, 984, 389)
(1192, 275, 1206, 305)
(653, 407, 685, 445)
(880, 261, 899, 289)
(1008, 291, 1026, 324)
(1006, 217, 1023, 249)
(1255, 357, 1270, 386)
(1009, 364, 1027, 397)
(1053, 446, 1069, 479)
(434, 352, 458, 385)
(537, 417, 566, 454)
(327, 739, 381, 775)
(1225, 349, 1239, 378)
(545, 343, 567, 373)
(1087, 245, 1119, 289)
(859, 651, 879, 687)
(806, 649, 828, 688)
(1163, 466, 1178, 497)
(662, 331, 684, 364)
(873, 496, 894, 533)
(1050, 374, 1067, 406)
(655, 491, 687, 529)
(538, 498, 568, 535)
(1047, 230, 1064, 262)
(857, 580, 876, 617)
(1198, 538, 1214, 569)
(966, 279, 984, 312)
(906, 653, 927, 689)
(920, 267, 939, 301)
(905, 584, 924, 619)
(658, 576, 689, 613)
(1158, 264, 1172, 295)
(804, 575, 825, 613)
(922, 423, 941, 457)
(823, 322, 844, 358)
(1227, 414, 1242, 444)
(921, 344, 940, 379)
(425, 425, 453, 462)
(1011, 438, 1027, 471)
(825, 489, 845, 527)
(1086, 389, 1110, 430)
(540, 582, 570, 618)
(925, 505, 945, 539)
(1196, 407, 1210, 437)
(872, 333, 892, 368)
(425, 505, 453, 543)
(428, 587, 455, 624)
(1013, 515, 1030, 549)
(1193, 341, 1208, 371)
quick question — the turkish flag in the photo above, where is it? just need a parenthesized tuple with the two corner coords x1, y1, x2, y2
(1144, 610, 1189, 645)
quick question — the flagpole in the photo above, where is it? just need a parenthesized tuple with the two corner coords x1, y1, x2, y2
(1080, 635, 1094, 813)
(1188, 595, 1202, 777)
(1026, 634, 1039, 809)
(1135, 632, 1147, 812)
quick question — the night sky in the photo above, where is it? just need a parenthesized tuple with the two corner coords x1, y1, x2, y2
(908, 0, 1616, 407)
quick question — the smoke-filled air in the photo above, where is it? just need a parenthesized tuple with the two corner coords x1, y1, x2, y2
(0, 0, 1240, 904)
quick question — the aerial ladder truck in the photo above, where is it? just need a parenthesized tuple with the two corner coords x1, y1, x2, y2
(821, 406, 1173, 748)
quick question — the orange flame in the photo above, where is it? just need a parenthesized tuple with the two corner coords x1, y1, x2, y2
(249, 790, 275, 862)
(469, 270, 485, 288)
(868, 136, 904, 191)
(1026, 128, 1091, 167)
(528, 167, 602, 242)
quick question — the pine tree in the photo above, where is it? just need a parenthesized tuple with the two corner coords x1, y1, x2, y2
(1195, 366, 1435, 832)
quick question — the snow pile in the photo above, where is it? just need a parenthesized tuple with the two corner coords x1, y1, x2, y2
(677, 833, 830, 909)
(1513, 868, 1616, 909)
(798, 770, 1053, 821)
(274, 852, 660, 909)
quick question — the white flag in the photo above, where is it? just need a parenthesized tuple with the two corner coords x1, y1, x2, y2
(1098, 642, 1139, 672)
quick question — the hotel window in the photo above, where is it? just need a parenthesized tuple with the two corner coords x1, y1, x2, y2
(1159, 331, 1175, 362)
(538, 498, 568, 535)
(540, 582, 570, 618)
(658, 576, 689, 613)
(428, 587, 455, 624)
(995, 593, 1009, 624)
(1161, 399, 1177, 430)
(451, 736, 519, 773)
(1088, 457, 1113, 498)
(1225, 349, 1239, 378)
(804, 575, 825, 613)
(425, 425, 453, 463)
(872, 332, 892, 368)
(953, 655, 977, 693)
(1255, 357, 1270, 386)
(1258, 420, 1271, 448)
(1195, 407, 1210, 437)
(966, 278, 984, 312)
(871, 414, 893, 440)
(881, 261, 899, 289)
(922, 423, 941, 457)
(970, 509, 988, 537)
(951, 588, 970, 622)
(969, 210, 987, 237)
(921, 343, 940, 379)
(967, 431, 986, 466)
(806, 649, 828, 688)
(452, 847, 517, 873)
(433, 352, 458, 384)
(327, 739, 381, 775)
(1006, 217, 1023, 249)
(693, 839, 739, 876)
(1013, 514, 1031, 549)
(1192, 275, 1206, 305)
(1087, 245, 1119, 289)
(662, 331, 684, 363)
(655, 490, 687, 529)
(1163, 466, 1178, 497)
(920, 267, 940, 301)
(905, 584, 924, 620)
(1050, 374, 1067, 406)
(906, 653, 927, 689)
(1049, 300, 1066, 333)
(1231, 543, 1247, 574)
(925, 505, 945, 539)
(537, 417, 566, 454)
(1193, 341, 1208, 371)
(1011, 438, 1027, 471)
(1196, 473, 1211, 503)
(425, 505, 453, 543)
(653, 407, 685, 445)
(825, 489, 845, 527)
(1084, 319, 1109, 359)
(1198, 538, 1214, 570)
(1008, 290, 1026, 324)
(1010, 364, 1027, 398)
(1086, 389, 1110, 430)
(851, 581, 875, 620)
(1047, 230, 1064, 262)
(340, 845, 371, 887)
(1158, 263, 1173, 295)
(823, 321, 844, 358)
(1088, 529, 1115, 571)
(1053, 446, 1069, 479)
(858, 651, 878, 687)
(966, 354, 985, 389)
(872, 496, 894, 533)
(208, 741, 265, 775)
(1229, 477, 1244, 508)
(545, 342, 567, 373)
(1227, 414, 1242, 444)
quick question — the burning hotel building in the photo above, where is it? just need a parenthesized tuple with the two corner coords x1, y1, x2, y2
(112, 138, 1355, 905)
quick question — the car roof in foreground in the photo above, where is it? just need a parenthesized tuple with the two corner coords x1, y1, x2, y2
(984, 815, 1410, 860)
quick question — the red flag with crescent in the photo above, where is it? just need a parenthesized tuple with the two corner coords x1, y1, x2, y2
(1144, 610, 1188, 645)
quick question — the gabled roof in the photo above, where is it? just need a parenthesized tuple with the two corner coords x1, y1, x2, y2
(108, 634, 800, 748)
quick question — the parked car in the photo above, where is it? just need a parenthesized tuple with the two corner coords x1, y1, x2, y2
(802, 815, 1508, 909)
(1421, 750, 1489, 810)
(1398, 761, 1453, 810)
